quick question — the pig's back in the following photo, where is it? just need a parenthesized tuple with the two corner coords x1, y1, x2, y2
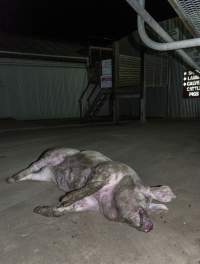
(52, 151, 110, 192)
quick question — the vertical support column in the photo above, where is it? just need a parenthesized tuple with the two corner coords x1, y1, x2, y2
(166, 56, 171, 119)
(112, 41, 120, 124)
(140, 50, 146, 122)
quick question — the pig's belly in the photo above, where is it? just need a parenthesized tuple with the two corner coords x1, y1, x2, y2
(68, 195, 100, 212)
(72, 187, 114, 213)
(94, 186, 118, 220)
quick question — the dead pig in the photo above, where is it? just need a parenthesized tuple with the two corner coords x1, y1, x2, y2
(7, 148, 176, 233)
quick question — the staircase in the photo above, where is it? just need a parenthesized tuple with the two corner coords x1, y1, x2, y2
(79, 81, 112, 121)
(84, 88, 112, 119)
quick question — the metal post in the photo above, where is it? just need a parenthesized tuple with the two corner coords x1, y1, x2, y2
(112, 41, 120, 124)
(166, 57, 170, 119)
(140, 50, 146, 122)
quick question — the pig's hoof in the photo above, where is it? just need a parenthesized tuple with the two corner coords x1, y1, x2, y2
(33, 205, 63, 217)
(7, 173, 25, 183)
(7, 176, 17, 183)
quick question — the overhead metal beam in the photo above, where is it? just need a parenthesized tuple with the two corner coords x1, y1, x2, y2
(0, 50, 88, 63)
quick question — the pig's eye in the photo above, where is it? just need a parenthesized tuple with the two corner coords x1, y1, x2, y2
(138, 207, 145, 214)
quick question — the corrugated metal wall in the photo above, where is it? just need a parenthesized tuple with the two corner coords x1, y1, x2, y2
(145, 54, 169, 118)
(119, 33, 170, 119)
(162, 18, 200, 119)
(0, 59, 87, 120)
(119, 55, 141, 87)
(121, 17, 200, 120)
(1, 17, 199, 122)
(168, 56, 200, 119)
(145, 51, 200, 120)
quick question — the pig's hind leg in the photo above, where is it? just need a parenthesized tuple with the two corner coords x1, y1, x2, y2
(7, 159, 53, 183)
(13, 167, 55, 182)
(7, 148, 79, 183)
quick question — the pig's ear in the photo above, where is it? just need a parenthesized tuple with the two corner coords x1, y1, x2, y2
(147, 203, 168, 214)
(149, 185, 176, 203)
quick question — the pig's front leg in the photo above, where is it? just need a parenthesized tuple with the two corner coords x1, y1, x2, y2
(34, 196, 99, 217)
(60, 181, 105, 206)
(33, 181, 105, 217)
(149, 185, 176, 203)
(147, 203, 168, 214)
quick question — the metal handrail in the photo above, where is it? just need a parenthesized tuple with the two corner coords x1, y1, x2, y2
(87, 82, 99, 107)
(79, 82, 90, 119)
(79, 72, 99, 119)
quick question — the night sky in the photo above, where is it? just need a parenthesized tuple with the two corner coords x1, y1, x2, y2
(0, 0, 176, 43)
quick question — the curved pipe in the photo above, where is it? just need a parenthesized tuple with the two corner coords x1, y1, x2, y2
(126, 0, 200, 70)
(138, 16, 200, 51)
(137, 16, 199, 70)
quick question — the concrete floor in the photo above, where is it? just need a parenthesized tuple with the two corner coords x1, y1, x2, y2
(0, 121, 200, 264)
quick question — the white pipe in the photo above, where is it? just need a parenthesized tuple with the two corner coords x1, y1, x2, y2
(137, 16, 199, 70)
(138, 17, 200, 51)
(126, 0, 200, 70)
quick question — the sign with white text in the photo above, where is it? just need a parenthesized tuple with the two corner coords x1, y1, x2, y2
(183, 70, 200, 98)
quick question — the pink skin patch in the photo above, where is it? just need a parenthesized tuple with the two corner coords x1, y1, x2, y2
(76, 196, 99, 211)
(94, 185, 118, 220)
(65, 196, 99, 212)
(95, 186, 113, 208)
(150, 186, 176, 203)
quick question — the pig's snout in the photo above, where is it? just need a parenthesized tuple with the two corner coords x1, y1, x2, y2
(138, 208, 153, 233)
(142, 219, 153, 233)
